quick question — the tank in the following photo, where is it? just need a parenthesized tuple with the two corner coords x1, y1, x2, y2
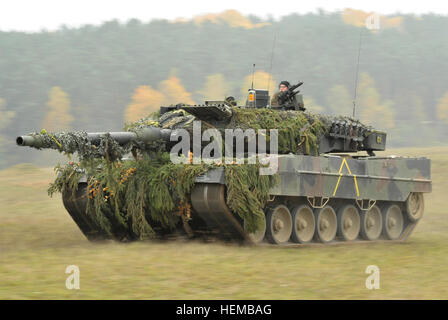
(16, 83, 431, 245)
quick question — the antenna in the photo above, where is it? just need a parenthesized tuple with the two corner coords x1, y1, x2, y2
(251, 63, 256, 90)
(267, 33, 277, 92)
(352, 28, 363, 118)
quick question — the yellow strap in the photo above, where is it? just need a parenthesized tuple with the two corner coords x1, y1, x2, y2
(40, 129, 62, 149)
(332, 157, 360, 198)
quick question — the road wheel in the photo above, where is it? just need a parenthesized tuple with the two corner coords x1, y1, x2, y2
(290, 205, 315, 243)
(360, 205, 382, 241)
(266, 205, 292, 244)
(314, 205, 337, 243)
(337, 204, 360, 241)
(382, 204, 404, 240)
(406, 192, 424, 222)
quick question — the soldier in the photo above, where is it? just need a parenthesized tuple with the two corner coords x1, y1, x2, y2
(270, 81, 298, 109)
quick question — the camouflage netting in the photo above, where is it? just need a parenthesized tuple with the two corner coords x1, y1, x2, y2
(228, 108, 328, 155)
(27, 107, 367, 160)
(49, 154, 277, 239)
(41, 107, 368, 240)
(28, 129, 132, 160)
(125, 107, 333, 155)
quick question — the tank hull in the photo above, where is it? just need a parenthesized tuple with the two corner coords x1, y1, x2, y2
(190, 154, 431, 245)
(194, 155, 431, 201)
(62, 154, 431, 245)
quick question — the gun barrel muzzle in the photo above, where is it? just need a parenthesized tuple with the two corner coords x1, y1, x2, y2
(16, 135, 41, 147)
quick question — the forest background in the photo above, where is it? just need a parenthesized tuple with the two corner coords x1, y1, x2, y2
(1, 9, 448, 168)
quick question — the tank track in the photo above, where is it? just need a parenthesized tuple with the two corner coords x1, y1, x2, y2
(62, 183, 110, 241)
(62, 182, 421, 245)
(62, 183, 176, 241)
(190, 184, 421, 246)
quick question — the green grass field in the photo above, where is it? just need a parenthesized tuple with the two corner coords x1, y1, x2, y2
(1, 147, 447, 299)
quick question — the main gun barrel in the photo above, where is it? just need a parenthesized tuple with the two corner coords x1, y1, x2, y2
(86, 127, 172, 145)
(16, 127, 173, 149)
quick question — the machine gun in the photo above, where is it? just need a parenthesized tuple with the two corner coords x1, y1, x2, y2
(276, 81, 305, 111)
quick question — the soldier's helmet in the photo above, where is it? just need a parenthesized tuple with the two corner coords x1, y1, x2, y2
(279, 81, 290, 88)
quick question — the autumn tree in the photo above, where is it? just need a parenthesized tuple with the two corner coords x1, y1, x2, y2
(341, 8, 402, 29)
(41, 87, 74, 131)
(218, 10, 270, 29)
(125, 76, 194, 122)
(408, 94, 438, 144)
(196, 73, 231, 101)
(158, 76, 195, 106)
(326, 85, 353, 116)
(341, 9, 370, 27)
(357, 73, 395, 129)
(192, 10, 269, 29)
(125, 85, 164, 122)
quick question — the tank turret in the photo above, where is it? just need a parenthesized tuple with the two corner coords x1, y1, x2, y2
(17, 94, 386, 158)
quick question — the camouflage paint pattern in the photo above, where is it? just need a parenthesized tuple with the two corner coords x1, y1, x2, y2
(196, 154, 431, 202)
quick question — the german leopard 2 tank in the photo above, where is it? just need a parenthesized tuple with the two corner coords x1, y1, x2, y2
(16, 82, 431, 245)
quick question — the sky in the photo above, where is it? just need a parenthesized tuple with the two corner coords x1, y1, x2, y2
(0, 0, 447, 32)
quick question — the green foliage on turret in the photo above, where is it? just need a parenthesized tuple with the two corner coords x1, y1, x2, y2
(229, 108, 328, 155)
